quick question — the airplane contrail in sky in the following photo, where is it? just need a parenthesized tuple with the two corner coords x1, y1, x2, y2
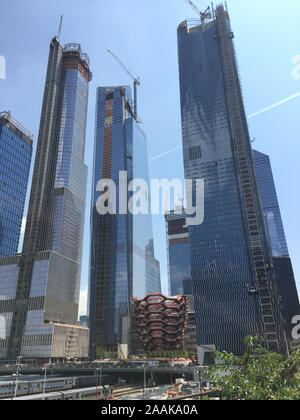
(247, 91, 300, 119)
(149, 91, 300, 163)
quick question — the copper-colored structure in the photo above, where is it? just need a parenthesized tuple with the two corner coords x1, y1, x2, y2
(133, 294, 189, 351)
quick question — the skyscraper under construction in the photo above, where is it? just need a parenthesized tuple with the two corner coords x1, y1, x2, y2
(177, 4, 286, 355)
(0, 32, 92, 359)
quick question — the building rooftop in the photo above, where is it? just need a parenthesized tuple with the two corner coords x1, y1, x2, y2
(63, 43, 90, 67)
(0, 111, 33, 145)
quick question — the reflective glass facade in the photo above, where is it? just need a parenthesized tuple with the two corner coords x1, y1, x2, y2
(253, 150, 299, 337)
(0, 113, 32, 258)
(0, 39, 91, 359)
(253, 150, 288, 257)
(165, 212, 192, 296)
(0, 255, 20, 357)
(178, 7, 282, 355)
(89, 86, 161, 354)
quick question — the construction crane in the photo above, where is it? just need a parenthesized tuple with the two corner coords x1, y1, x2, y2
(57, 15, 63, 41)
(107, 49, 141, 122)
(184, 0, 211, 23)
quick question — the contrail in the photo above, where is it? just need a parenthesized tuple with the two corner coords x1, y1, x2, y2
(149, 145, 183, 162)
(248, 91, 300, 119)
(149, 91, 300, 163)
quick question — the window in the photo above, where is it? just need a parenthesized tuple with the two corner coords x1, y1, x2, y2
(189, 146, 202, 161)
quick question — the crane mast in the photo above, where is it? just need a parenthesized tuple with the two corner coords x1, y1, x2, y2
(107, 49, 140, 122)
(57, 15, 63, 41)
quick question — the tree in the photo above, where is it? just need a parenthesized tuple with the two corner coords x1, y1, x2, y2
(206, 336, 300, 400)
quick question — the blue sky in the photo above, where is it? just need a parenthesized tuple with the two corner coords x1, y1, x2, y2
(0, 0, 299, 316)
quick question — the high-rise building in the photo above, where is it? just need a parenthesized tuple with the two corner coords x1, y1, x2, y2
(177, 4, 285, 355)
(0, 112, 32, 258)
(0, 35, 92, 359)
(165, 211, 192, 296)
(253, 150, 288, 257)
(253, 150, 299, 338)
(89, 86, 161, 356)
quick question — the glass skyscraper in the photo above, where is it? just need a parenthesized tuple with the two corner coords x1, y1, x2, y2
(165, 211, 192, 296)
(177, 4, 284, 355)
(0, 36, 91, 359)
(89, 86, 161, 356)
(253, 150, 288, 257)
(0, 112, 32, 258)
(253, 149, 299, 338)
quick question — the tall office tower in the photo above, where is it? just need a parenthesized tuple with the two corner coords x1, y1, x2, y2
(89, 86, 161, 356)
(0, 35, 92, 359)
(165, 211, 192, 296)
(253, 150, 299, 339)
(0, 112, 33, 258)
(177, 4, 285, 355)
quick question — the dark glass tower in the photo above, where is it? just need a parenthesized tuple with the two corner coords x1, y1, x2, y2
(254, 150, 300, 338)
(0, 112, 32, 258)
(253, 150, 288, 257)
(177, 4, 284, 355)
(89, 86, 161, 356)
(0, 36, 92, 359)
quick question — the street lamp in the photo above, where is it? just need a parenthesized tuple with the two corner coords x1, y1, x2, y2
(194, 366, 206, 393)
(42, 360, 50, 401)
(10, 374, 17, 400)
(143, 367, 146, 400)
(12, 356, 22, 400)
(95, 368, 102, 400)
